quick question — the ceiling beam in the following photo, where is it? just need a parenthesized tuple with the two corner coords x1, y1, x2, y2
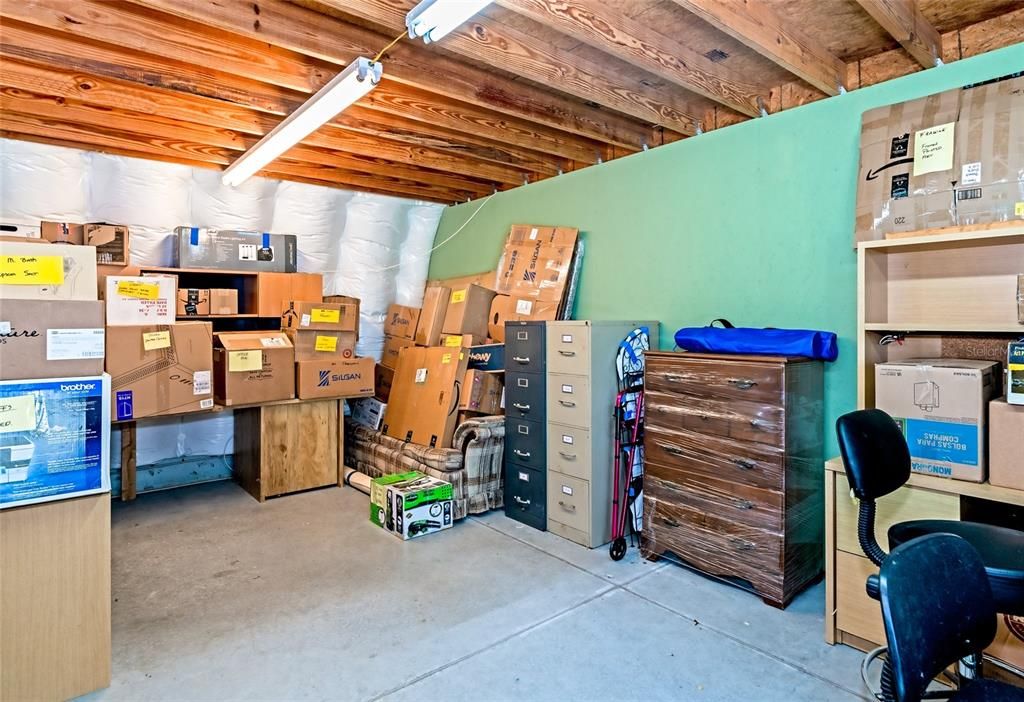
(670, 0, 847, 95)
(854, 0, 942, 68)
(496, 0, 764, 118)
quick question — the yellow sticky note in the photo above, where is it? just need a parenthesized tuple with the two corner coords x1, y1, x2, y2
(0, 255, 64, 286)
(315, 335, 338, 352)
(451, 289, 467, 303)
(0, 394, 36, 433)
(311, 308, 340, 324)
(117, 280, 159, 300)
(444, 336, 462, 347)
(913, 122, 955, 176)
(1015, 202, 1024, 217)
(142, 330, 171, 351)
(442, 353, 452, 365)
(228, 350, 263, 372)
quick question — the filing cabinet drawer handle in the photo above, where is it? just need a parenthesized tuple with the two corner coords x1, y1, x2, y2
(558, 350, 576, 357)
(735, 499, 755, 510)
(512, 355, 531, 364)
(733, 459, 755, 471)
(558, 501, 577, 512)
(728, 378, 758, 390)
(559, 451, 577, 460)
(512, 402, 531, 411)
(730, 538, 756, 551)
(513, 449, 531, 458)
(513, 496, 531, 507)
(559, 400, 577, 408)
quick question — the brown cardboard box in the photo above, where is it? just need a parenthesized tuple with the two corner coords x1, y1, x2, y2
(496, 225, 578, 303)
(96, 264, 141, 299)
(213, 331, 295, 406)
(0, 300, 105, 380)
(324, 295, 361, 338)
(487, 293, 559, 342)
(282, 300, 358, 333)
(382, 303, 420, 340)
(285, 329, 357, 361)
(381, 335, 415, 370)
(177, 288, 211, 316)
(988, 397, 1024, 491)
(440, 333, 474, 349)
(296, 356, 374, 400)
(375, 363, 395, 402)
(105, 322, 214, 420)
(442, 284, 496, 342)
(0, 240, 98, 301)
(40, 221, 84, 245)
(382, 346, 469, 449)
(415, 285, 451, 347)
(459, 369, 503, 415)
(209, 289, 238, 315)
(429, 271, 497, 292)
(84, 223, 129, 265)
(256, 272, 323, 317)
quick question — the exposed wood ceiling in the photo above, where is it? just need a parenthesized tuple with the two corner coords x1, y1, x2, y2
(0, 0, 1020, 203)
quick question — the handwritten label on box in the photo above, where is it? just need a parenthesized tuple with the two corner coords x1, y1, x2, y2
(228, 350, 263, 372)
(0, 255, 64, 285)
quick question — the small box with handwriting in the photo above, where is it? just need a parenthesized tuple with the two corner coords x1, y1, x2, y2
(213, 331, 295, 406)
(106, 276, 176, 326)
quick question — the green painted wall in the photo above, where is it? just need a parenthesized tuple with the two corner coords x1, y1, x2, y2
(429, 44, 1024, 457)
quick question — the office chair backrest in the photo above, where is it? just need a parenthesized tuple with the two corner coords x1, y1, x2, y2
(879, 534, 997, 702)
(836, 409, 911, 500)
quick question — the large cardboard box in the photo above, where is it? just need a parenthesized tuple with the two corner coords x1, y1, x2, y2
(487, 293, 559, 342)
(874, 359, 1000, 482)
(282, 300, 359, 334)
(213, 331, 295, 406)
(442, 284, 496, 342)
(382, 346, 469, 449)
(177, 288, 211, 316)
(324, 295, 361, 338)
(382, 304, 420, 340)
(106, 322, 215, 420)
(286, 329, 357, 361)
(459, 369, 503, 415)
(105, 276, 176, 326)
(0, 241, 97, 301)
(256, 272, 323, 317)
(415, 285, 450, 347)
(349, 396, 387, 431)
(172, 227, 297, 272)
(375, 363, 394, 402)
(381, 335, 415, 370)
(296, 356, 374, 400)
(0, 300, 105, 381)
(496, 225, 578, 303)
(429, 271, 497, 292)
(988, 397, 1024, 491)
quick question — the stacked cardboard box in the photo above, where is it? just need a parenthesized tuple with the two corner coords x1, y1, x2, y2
(41, 221, 130, 265)
(213, 331, 295, 406)
(176, 288, 239, 316)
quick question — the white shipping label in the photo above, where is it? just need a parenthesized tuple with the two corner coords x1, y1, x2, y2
(515, 299, 533, 315)
(561, 334, 572, 343)
(0, 322, 10, 334)
(193, 370, 211, 396)
(200, 398, 214, 409)
(562, 434, 573, 445)
(300, 313, 311, 327)
(415, 368, 428, 383)
(238, 243, 258, 261)
(561, 485, 573, 496)
(46, 328, 105, 360)
(561, 384, 573, 394)
(529, 227, 538, 240)
(961, 162, 982, 185)
(260, 337, 288, 348)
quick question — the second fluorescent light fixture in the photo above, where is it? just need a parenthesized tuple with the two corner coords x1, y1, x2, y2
(406, 0, 491, 44)
(222, 57, 383, 187)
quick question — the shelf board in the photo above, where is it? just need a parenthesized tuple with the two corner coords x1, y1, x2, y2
(860, 222, 1024, 252)
(111, 396, 344, 425)
(864, 322, 1024, 334)
(176, 314, 265, 320)
(139, 265, 262, 277)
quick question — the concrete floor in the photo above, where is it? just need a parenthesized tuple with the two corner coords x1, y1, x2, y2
(86, 481, 869, 702)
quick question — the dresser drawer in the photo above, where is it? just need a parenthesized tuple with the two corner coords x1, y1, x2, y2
(504, 418, 546, 471)
(546, 325, 591, 374)
(547, 470, 591, 535)
(644, 424, 784, 491)
(645, 469, 783, 532)
(547, 373, 591, 429)
(645, 389, 784, 447)
(504, 463, 546, 530)
(547, 423, 592, 480)
(505, 371, 546, 420)
(646, 356, 784, 405)
(506, 322, 545, 372)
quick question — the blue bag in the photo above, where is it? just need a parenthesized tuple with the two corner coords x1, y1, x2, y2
(674, 319, 839, 362)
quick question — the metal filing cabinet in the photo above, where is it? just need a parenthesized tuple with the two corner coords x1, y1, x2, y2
(546, 320, 658, 548)
(504, 321, 548, 530)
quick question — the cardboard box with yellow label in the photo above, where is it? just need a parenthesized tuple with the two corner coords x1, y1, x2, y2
(285, 329, 357, 361)
(282, 300, 359, 334)
(213, 331, 295, 406)
(442, 284, 495, 344)
(0, 240, 98, 301)
(106, 275, 176, 326)
(382, 345, 469, 449)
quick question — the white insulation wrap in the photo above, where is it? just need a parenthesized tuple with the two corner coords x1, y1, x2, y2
(0, 139, 443, 466)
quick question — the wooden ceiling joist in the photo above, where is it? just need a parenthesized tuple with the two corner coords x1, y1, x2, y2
(671, 0, 848, 96)
(854, 0, 942, 68)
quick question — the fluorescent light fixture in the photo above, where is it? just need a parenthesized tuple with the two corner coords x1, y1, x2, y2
(406, 0, 491, 44)
(222, 57, 383, 187)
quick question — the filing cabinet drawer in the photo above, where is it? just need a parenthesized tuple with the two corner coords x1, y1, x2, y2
(547, 470, 591, 535)
(546, 324, 591, 374)
(547, 423, 592, 480)
(504, 417, 546, 471)
(547, 372, 591, 429)
(506, 322, 546, 373)
(505, 371, 546, 420)
(504, 463, 546, 531)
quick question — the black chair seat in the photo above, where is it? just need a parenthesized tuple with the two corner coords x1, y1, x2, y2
(888, 521, 1024, 616)
(950, 678, 1024, 701)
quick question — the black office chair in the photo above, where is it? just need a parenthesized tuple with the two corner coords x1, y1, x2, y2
(835, 409, 1024, 618)
(878, 533, 1024, 701)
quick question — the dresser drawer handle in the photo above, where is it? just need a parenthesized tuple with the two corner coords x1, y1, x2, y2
(733, 459, 755, 471)
(728, 378, 757, 390)
(665, 374, 685, 383)
(559, 451, 577, 460)
(559, 400, 576, 408)
(664, 517, 680, 528)
(513, 496, 531, 507)
(512, 402, 530, 411)
(558, 501, 577, 512)
(730, 538, 756, 551)
(750, 418, 765, 428)
(514, 449, 531, 458)
(512, 355, 531, 364)
(558, 350, 576, 357)
(663, 445, 685, 457)
(735, 499, 755, 510)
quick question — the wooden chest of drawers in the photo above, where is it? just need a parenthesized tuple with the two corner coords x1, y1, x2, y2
(641, 352, 824, 608)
